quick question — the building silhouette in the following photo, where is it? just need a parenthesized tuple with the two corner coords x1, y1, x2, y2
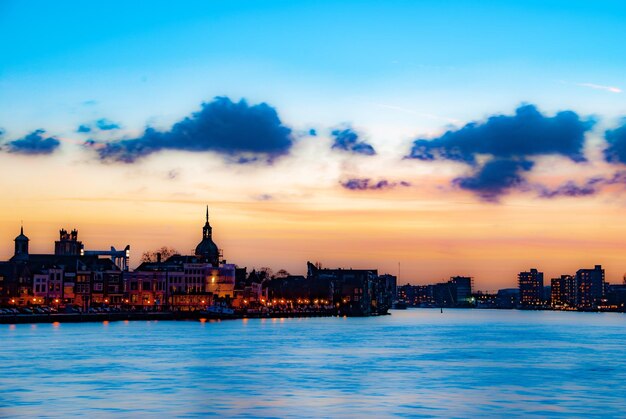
(551, 275, 576, 309)
(576, 265, 605, 310)
(194, 206, 221, 266)
(518, 268, 544, 308)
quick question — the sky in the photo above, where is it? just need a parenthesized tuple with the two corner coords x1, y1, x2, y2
(2, 0, 626, 290)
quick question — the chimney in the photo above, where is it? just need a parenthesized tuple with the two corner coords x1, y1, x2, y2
(157, 253, 162, 263)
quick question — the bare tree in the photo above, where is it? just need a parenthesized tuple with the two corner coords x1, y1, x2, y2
(141, 246, 179, 263)
(257, 266, 274, 281)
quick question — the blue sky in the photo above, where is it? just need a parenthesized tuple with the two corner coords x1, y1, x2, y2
(2, 0, 625, 137)
(2, 1, 626, 286)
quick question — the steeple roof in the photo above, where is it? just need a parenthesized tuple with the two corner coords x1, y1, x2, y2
(15, 225, 29, 242)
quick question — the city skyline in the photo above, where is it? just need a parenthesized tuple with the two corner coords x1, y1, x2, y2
(3, 1, 626, 288)
(3, 212, 624, 293)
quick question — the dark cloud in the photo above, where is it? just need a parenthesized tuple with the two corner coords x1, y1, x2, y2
(96, 118, 121, 131)
(407, 104, 594, 164)
(453, 159, 534, 202)
(538, 179, 603, 198)
(309, 128, 317, 136)
(340, 178, 411, 191)
(78, 118, 121, 133)
(87, 97, 293, 163)
(603, 122, 626, 164)
(331, 128, 376, 156)
(538, 171, 626, 198)
(4, 129, 61, 155)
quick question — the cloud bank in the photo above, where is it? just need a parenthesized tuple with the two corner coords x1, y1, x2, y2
(604, 122, 626, 165)
(407, 104, 594, 164)
(3, 129, 61, 155)
(407, 104, 595, 201)
(331, 127, 376, 156)
(88, 97, 293, 163)
(453, 158, 534, 202)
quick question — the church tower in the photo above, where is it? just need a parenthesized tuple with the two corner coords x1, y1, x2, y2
(14, 225, 29, 260)
(195, 206, 220, 266)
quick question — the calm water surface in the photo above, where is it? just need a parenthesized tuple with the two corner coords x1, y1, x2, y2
(1, 309, 626, 418)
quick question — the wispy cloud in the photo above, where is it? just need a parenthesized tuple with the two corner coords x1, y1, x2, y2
(564, 81, 622, 94)
(340, 178, 411, 191)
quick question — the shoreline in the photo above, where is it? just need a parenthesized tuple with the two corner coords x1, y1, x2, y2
(0, 310, 351, 325)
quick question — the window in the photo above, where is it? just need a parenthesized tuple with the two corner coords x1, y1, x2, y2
(93, 283, 103, 291)
(143, 281, 151, 291)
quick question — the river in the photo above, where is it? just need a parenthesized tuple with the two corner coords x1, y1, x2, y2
(1, 309, 625, 418)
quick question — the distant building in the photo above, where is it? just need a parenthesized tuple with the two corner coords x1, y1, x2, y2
(496, 288, 519, 309)
(55, 229, 83, 256)
(605, 284, 626, 311)
(432, 276, 474, 307)
(379, 274, 398, 302)
(450, 276, 473, 306)
(518, 268, 543, 308)
(125, 209, 235, 310)
(306, 262, 393, 315)
(576, 265, 605, 310)
(2, 226, 124, 308)
(551, 275, 576, 309)
(194, 207, 221, 267)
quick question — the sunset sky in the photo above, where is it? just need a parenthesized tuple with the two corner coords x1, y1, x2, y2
(2, 0, 626, 290)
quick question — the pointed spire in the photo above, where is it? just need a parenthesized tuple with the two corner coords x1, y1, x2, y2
(206, 205, 209, 223)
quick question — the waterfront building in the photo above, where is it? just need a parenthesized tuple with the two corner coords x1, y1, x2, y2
(450, 276, 473, 306)
(473, 291, 497, 308)
(576, 265, 605, 310)
(123, 208, 236, 311)
(232, 268, 266, 307)
(605, 284, 626, 311)
(194, 207, 221, 266)
(306, 262, 393, 315)
(430, 276, 474, 307)
(518, 269, 544, 308)
(0, 227, 124, 308)
(496, 288, 519, 309)
(551, 275, 577, 309)
(379, 274, 398, 302)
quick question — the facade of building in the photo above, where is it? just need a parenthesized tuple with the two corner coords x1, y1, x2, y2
(518, 268, 544, 308)
(551, 275, 577, 309)
(0, 227, 127, 308)
(576, 265, 605, 310)
(305, 262, 393, 316)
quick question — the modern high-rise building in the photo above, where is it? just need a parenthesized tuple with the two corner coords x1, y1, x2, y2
(550, 275, 576, 309)
(518, 268, 544, 307)
(576, 265, 605, 309)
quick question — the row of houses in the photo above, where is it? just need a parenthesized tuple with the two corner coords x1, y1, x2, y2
(0, 209, 396, 315)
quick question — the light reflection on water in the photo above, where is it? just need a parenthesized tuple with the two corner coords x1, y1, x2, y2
(1, 309, 626, 418)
